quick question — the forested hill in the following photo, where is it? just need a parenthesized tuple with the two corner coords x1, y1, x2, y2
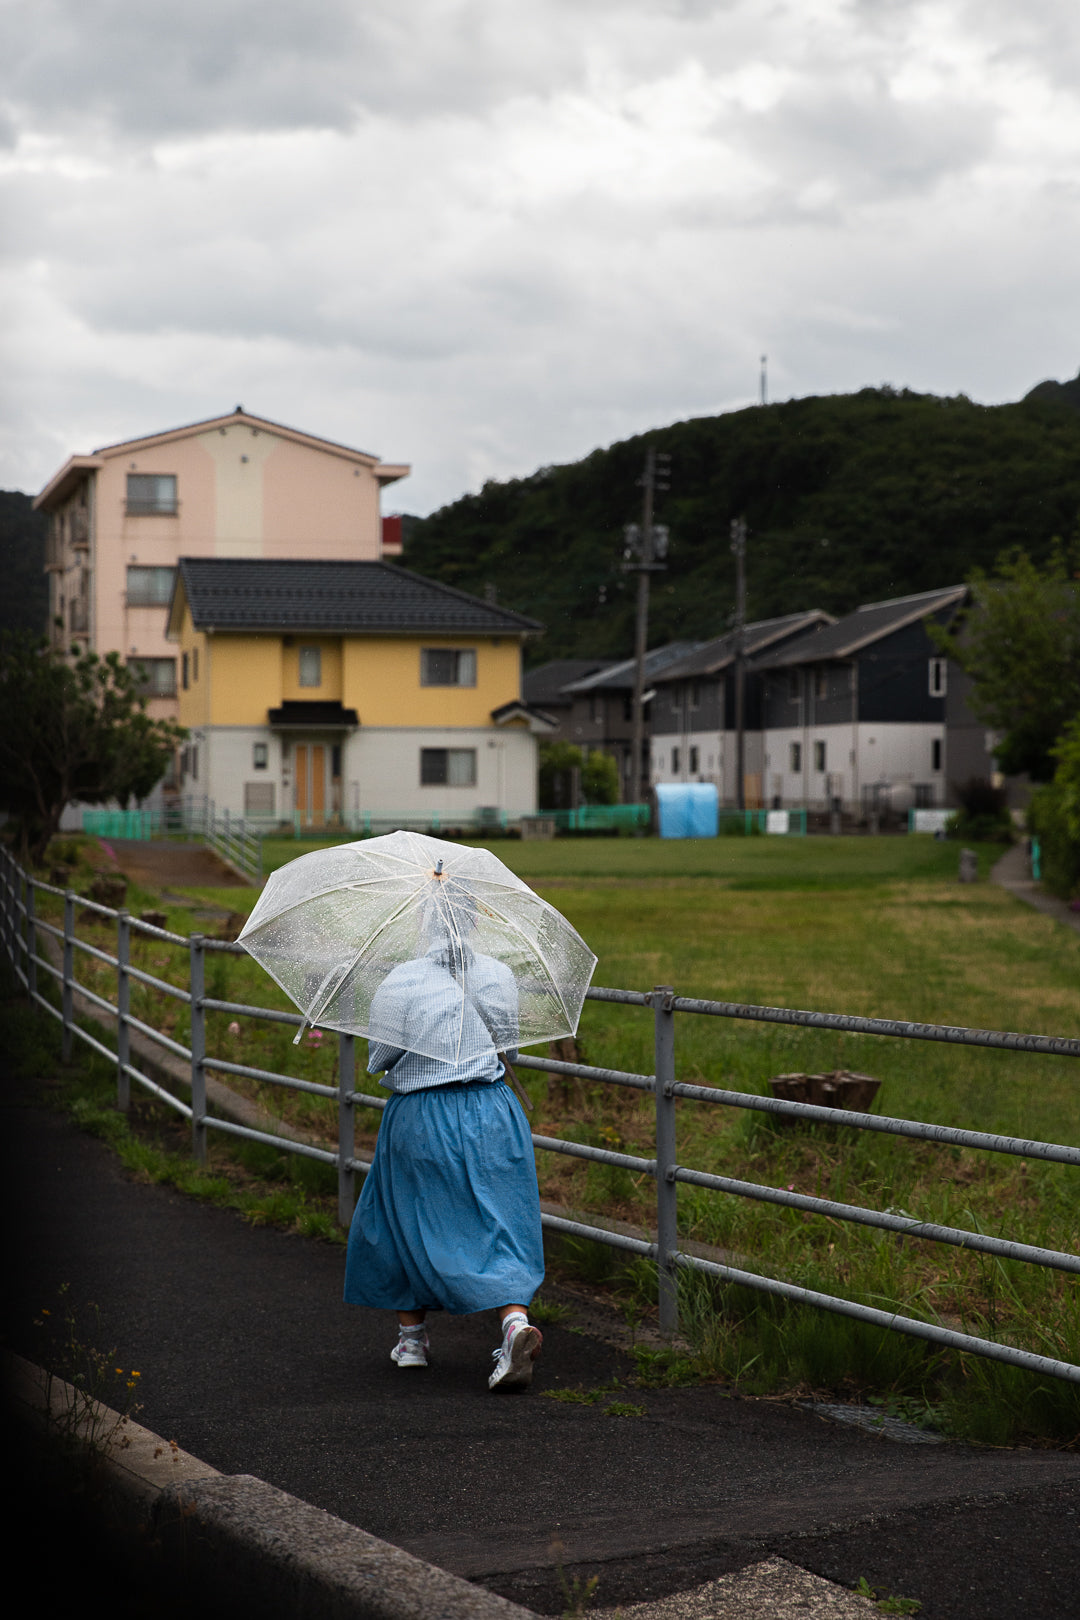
(0, 491, 48, 634)
(405, 385, 1080, 664)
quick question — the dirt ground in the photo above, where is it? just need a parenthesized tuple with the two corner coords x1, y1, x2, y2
(98, 838, 249, 890)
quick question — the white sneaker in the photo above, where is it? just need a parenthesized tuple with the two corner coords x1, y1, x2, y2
(488, 1320, 542, 1390)
(391, 1328, 429, 1368)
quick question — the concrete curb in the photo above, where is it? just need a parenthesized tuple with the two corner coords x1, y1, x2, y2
(7, 1352, 536, 1620)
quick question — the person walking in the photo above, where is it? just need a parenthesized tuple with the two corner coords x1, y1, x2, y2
(343, 898, 545, 1390)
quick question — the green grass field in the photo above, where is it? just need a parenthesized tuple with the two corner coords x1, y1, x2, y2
(26, 832, 1080, 1443)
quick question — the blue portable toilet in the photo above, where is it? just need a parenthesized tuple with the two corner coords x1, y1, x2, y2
(655, 782, 719, 838)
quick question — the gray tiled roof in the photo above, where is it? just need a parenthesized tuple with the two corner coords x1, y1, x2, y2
(654, 611, 834, 683)
(753, 586, 966, 669)
(524, 659, 618, 705)
(173, 558, 542, 634)
(561, 641, 702, 694)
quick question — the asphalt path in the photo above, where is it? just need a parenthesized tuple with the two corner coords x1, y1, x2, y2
(4, 1061, 1078, 1619)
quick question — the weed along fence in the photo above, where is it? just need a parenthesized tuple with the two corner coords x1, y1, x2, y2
(2, 844, 1078, 1388)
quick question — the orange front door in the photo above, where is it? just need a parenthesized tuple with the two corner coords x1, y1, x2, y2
(295, 744, 326, 825)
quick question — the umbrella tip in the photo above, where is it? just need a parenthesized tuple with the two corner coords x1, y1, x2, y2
(433, 859, 444, 878)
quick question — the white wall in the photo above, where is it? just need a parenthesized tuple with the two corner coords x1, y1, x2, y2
(762, 721, 944, 810)
(191, 724, 539, 820)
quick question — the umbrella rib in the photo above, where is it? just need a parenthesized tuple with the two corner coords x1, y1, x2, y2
(440, 875, 582, 1034)
(294, 885, 424, 1040)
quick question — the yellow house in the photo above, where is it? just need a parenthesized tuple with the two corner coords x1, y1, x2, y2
(167, 557, 554, 825)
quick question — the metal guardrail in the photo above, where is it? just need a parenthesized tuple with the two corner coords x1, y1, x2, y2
(1, 846, 1077, 1386)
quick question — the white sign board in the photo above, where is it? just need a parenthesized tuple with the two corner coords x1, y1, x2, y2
(766, 809, 790, 835)
(911, 809, 953, 833)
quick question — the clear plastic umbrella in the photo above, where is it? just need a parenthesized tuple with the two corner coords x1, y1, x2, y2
(237, 830, 597, 1068)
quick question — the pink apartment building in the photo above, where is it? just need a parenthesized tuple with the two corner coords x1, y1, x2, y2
(34, 407, 410, 724)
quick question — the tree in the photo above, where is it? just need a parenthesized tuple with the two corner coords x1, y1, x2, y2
(933, 545, 1080, 781)
(1028, 717, 1080, 898)
(0, 634, 186, 862)
(539, 741, 620, 808)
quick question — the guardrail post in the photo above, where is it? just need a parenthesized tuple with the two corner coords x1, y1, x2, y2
(62, 891, 75, 1061)
(117, 910, 131, 1111)
(652, 983, 679, 1334)
(338, 1032, 357, 1227)
(25, 877, 37, 1000)
(190, 934, 207, 1165)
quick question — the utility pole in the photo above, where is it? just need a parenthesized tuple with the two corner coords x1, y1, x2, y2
(623, 447, 670, 803)
(730, 516, 748, 811)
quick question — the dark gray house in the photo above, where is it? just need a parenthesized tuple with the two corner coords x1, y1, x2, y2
(522, 659, 618, 746)
(557, 642, 702, 801)
(751, 585, 967, 812)
(649, 611, 833, 806)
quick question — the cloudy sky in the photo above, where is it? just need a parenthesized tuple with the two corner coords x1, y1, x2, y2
(2, 0, 1078, 514)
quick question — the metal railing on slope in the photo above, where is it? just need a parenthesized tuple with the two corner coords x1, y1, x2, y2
(1, 845, 1077, 1387)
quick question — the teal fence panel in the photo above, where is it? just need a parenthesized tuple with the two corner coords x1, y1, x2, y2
(82, 809, 160, 840)
(541, 804, 651, 833)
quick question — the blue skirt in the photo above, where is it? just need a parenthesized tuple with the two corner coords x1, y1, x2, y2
(343, 1080, 545, 1315)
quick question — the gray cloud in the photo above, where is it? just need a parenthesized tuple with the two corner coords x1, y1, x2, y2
(2, 1, 1079, 514)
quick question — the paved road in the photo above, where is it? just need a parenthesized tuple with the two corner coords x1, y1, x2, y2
(4, 1047, 1078, 1620)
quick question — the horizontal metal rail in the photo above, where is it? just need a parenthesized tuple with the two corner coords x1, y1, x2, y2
(515, 1051, 655, 1091)
(671, 993, 1080, 1061)
(671, 1081, 1080, 1167)
(124, 1013, 192, 1062)
(201, 996, 304, 1027)
(541, 1210, 656, 1258)
(123, 1062, 194, 1119)
(126, 963, 192, 1002)
(675, 1252, 1080, 1384)
(344, 1091, 389, 1112)
(672, 1166, 1080, 1273)
(71, 977, 119, 1020)
(71, 936, 119, 969)
(203, 1055, 339, 1099)
(200, 1114, 338, 1166)
(531, 1134, 655, 1175)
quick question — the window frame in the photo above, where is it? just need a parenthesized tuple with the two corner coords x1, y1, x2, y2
(125, 473, 178, 516)
(420, 648, 477, 688)
(128, 655, 177, 698)
(298, 645, 322, 689)
(813, 740, 826, 773)
(125, 565, 177, 607)
(790, 740, 802, 774)
(420, 747, 478, 787)
(253, 742, 269, 770)
(929, 658, 947, 698)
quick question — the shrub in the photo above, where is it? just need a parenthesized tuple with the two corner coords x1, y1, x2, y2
(1028, 718, 1080, 898)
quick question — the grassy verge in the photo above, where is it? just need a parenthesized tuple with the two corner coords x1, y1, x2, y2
(16, 832, 1080, 1445)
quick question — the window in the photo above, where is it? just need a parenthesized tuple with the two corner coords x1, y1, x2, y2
(253, 742, 268, 770)
(298, 646, 322, 688)
(671, 746, 680, 775)
(689, 681, 700, 711)
(814, 740, 826, 773)
(192, 647, 198, 682)
(932, 738, 942, 771)
(420, 748, 477, 786)
(245, 782, 275, 815)
(790, 741, 802, 773)
(914, 783, 935, 808)
(929, 658, 947, 697)
(126, 566, 176, 606)
(689, 745, 699, 774)
(815, 668, 828, 701)
(181, 652, 189, 690)
(420, 648, 476, 687)
(128, 656, 176, 697)
(126, 474, 177, 515)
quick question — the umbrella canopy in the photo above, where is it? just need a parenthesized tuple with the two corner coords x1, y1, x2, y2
(237, 830, 597, 1067)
